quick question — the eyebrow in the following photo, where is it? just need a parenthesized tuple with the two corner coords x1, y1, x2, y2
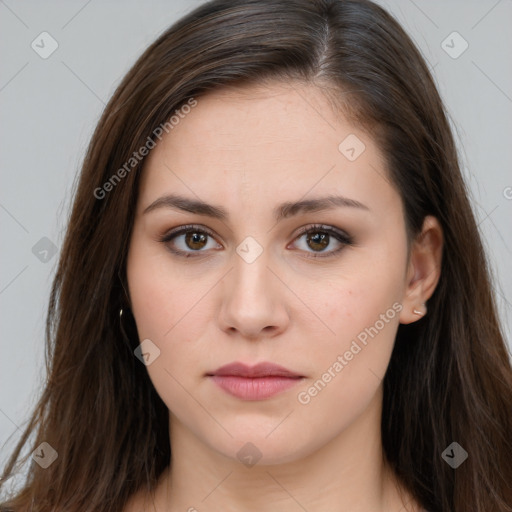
(143, 193, 370, 222)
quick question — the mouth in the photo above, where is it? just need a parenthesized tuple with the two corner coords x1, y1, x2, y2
(206, 362, 305, 400)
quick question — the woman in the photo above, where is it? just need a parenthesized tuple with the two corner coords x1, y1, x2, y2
(1, 0, 511, 511)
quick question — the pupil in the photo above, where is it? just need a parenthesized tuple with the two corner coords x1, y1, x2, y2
(308, 232, 328, 251)
(186, 232, 206, 250)
(183, 231, 329, 252)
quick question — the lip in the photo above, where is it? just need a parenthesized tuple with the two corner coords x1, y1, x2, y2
(207, 362, 304, 400)
(209, 362, 303, 378)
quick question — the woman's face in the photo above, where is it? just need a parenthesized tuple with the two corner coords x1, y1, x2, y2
(126, 81, 417, 464)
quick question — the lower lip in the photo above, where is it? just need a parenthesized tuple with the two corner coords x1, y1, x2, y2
(209, 375, 303, 400)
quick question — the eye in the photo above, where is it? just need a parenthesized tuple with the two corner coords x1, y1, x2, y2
(290, 224, 353, 259)
(159, 224, 221, 257)
(159, 223, 353, 259)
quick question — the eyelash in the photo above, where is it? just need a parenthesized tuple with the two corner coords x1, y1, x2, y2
(158, 223, 353, 259)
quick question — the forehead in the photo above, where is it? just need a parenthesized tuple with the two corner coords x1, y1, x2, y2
(157, 81, 349, 154)
(138, 81, 396, 218)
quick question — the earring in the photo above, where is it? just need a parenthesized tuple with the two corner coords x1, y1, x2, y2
(413, 303, 427, 316)
(119, 307, 133, 344)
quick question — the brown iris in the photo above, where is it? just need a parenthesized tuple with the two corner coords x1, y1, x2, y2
(185, 231, 208, 250)
(306, 231, 329, 252)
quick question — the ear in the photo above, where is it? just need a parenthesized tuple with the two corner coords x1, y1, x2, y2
(399, 215, 443, 325)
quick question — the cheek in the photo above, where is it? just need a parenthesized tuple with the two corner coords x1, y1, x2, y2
(318, 267, 403, 346)
(128, 277, 168, 342)
(315, 294, 400, 388)
(294, 286, 401, 436)
(127, 235, 192, 340)
(126, 237, 214, 386)
(304, 254, 405, 396)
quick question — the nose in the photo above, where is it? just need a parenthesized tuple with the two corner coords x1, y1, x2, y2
(218, 247, 290, 341)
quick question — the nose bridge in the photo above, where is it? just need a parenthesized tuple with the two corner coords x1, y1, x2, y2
(230, 241, 274, 308)
(219, 238, 288, 337)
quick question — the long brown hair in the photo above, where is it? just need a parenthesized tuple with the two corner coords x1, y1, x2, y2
(1, 0, 511, 510)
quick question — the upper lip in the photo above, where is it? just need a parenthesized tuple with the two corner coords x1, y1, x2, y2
(208, 362, 303, 378)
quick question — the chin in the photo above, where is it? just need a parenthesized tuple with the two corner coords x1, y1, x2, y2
(203, 426, 314, 468)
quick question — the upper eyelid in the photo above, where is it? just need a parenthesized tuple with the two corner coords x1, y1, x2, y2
(161, 223, 351, 249)
(162, 223, 349, 239)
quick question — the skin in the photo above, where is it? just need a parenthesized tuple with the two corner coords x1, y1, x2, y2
(124, 81, 443, 512)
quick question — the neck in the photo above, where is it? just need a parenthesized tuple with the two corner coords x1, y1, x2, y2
(150, 386, 418, 512)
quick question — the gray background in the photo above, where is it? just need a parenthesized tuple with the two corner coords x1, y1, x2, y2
(1, 0, 511, 485)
